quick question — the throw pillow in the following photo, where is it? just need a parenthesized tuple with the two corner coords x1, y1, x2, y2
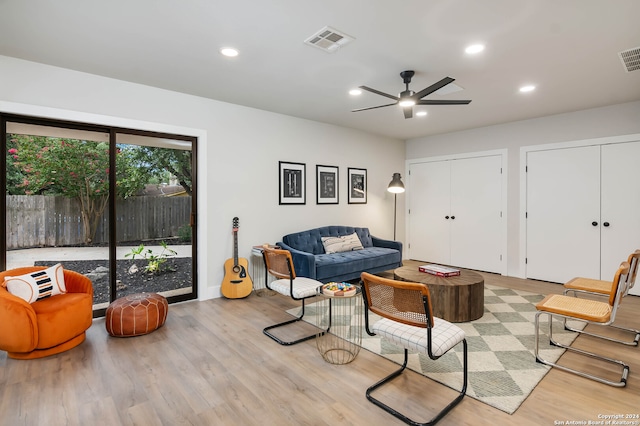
(4, 264, 67, 303)
(321, 233, 364, 254)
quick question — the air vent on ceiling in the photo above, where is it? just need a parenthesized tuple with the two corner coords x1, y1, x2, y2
(619, 46, 640, 72)
(304, 26, 354, 53)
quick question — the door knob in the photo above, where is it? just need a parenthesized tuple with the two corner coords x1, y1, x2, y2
(592, 221, 598, 226)
(603, 222, 610, 227)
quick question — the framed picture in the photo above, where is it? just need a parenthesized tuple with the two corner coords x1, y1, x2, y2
(279, 161, 306, 205)
(348, 167, 367, 204)
(316, 165, 339, 204)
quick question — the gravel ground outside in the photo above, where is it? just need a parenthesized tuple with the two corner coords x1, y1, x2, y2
(34, 256, 192, 305)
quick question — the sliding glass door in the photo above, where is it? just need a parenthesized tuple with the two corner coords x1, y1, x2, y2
(2, 115, 197, 313)
(3, 120, 112, 307)
(113, 132, 195, 302)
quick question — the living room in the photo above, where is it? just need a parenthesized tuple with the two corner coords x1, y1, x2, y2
(1, 1, 639, 424)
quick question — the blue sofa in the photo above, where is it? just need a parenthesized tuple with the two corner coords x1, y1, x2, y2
(277, 226, 402, 283)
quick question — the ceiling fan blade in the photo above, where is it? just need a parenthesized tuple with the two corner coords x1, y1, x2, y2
(359, 86, 399, 101)
(352, 102, 398, 112)
(416, 99, 472, 105)
(412, 77, 455, 100)
(403, 107, 413, 119)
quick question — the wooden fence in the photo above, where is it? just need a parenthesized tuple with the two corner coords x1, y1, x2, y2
(6, 195, 191, 249)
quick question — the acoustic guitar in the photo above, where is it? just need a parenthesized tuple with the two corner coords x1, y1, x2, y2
(221, 217, 253, 298)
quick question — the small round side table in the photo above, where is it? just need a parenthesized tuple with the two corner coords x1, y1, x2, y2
(315, 284, 362, 364)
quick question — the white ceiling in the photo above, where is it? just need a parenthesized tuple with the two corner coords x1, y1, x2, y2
(0, 0, 639, 140)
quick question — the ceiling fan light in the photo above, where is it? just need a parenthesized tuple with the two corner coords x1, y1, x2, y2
(398, 90, 415, 107)
(349, 89, 362, 96)
(416, 111, 427, 117)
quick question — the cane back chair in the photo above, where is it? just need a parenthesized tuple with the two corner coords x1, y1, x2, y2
(535, 261, 630, 387)
(563, 249, 640, 346)
(262, 246, 324, 345)
(361, 272, 467, 426)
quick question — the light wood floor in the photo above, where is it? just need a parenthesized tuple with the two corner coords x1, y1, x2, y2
(1, 261, 639, 425)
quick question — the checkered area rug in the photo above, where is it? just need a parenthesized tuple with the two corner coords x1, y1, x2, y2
(287, 284, 585, 415)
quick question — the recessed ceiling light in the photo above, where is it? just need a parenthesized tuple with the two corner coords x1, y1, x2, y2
(416, 111, 427, 117)
(349, 89, 362, 96)
(465, 44, 485, 54)
(519, 85, 536, 93)
(220, 47, 239, 57)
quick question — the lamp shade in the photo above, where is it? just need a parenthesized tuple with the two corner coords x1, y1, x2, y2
(387, 173, 405, 193)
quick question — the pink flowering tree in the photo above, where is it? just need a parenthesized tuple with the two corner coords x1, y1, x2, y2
(5, 146, 25, 195)
(8, 135, 148, 245)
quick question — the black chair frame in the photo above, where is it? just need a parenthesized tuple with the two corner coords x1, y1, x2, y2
(262, 251, 328, 345)
(362, 284, 468, 426)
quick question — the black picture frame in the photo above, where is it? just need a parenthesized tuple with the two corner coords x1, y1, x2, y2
(316, 165, 339, 204)
(279, 161, 306, 205)
(347, 167, 367, 204)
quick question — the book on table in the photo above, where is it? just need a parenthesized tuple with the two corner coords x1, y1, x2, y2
(418, 264, 461, 277)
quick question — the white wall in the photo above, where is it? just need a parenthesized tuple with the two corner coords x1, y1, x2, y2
(0, 55, 406, 299)
(406, 100, 640, 277)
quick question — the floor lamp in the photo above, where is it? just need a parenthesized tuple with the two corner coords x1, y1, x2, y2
(387, 173, 405, 240)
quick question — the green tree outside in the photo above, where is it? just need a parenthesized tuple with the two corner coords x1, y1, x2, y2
(6, 135, 188, 245)
(126, 146, 192, 196)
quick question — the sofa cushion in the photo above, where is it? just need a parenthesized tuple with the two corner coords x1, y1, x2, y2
(283, 226, 374, 255)
(4, 263, 67, 303)
(321, 232, 364, 254)
(315, 247, 401, 281)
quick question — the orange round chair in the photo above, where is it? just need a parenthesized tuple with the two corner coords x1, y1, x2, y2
(0, 266, 93, 360)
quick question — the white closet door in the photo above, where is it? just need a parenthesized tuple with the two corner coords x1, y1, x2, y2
(450, 155, 503, 273)
(408, 161, 451, 264)
(526, 146, 601, 283)
(601, 140, 640, 294)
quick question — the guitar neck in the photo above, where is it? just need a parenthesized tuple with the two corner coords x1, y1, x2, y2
(233, 229, 239, 266)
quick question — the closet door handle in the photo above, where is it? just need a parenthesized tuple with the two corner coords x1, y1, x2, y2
(603, 222, 610, 227)
(592, 221, 598, 226)
(445, 216, 450, 219)
(451, 216, 456, 220)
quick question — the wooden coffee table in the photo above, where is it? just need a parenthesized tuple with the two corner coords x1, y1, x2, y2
(393, 265, 484, 322)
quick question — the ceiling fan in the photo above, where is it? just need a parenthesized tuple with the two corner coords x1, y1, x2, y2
(352, 70, 472, 119)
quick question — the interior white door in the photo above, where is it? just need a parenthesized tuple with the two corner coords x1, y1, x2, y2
(450, 155, 503, 273)
(526, 146, 601, 283)
(408, 161, 451, 264)
(601, 140, 640, 295)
